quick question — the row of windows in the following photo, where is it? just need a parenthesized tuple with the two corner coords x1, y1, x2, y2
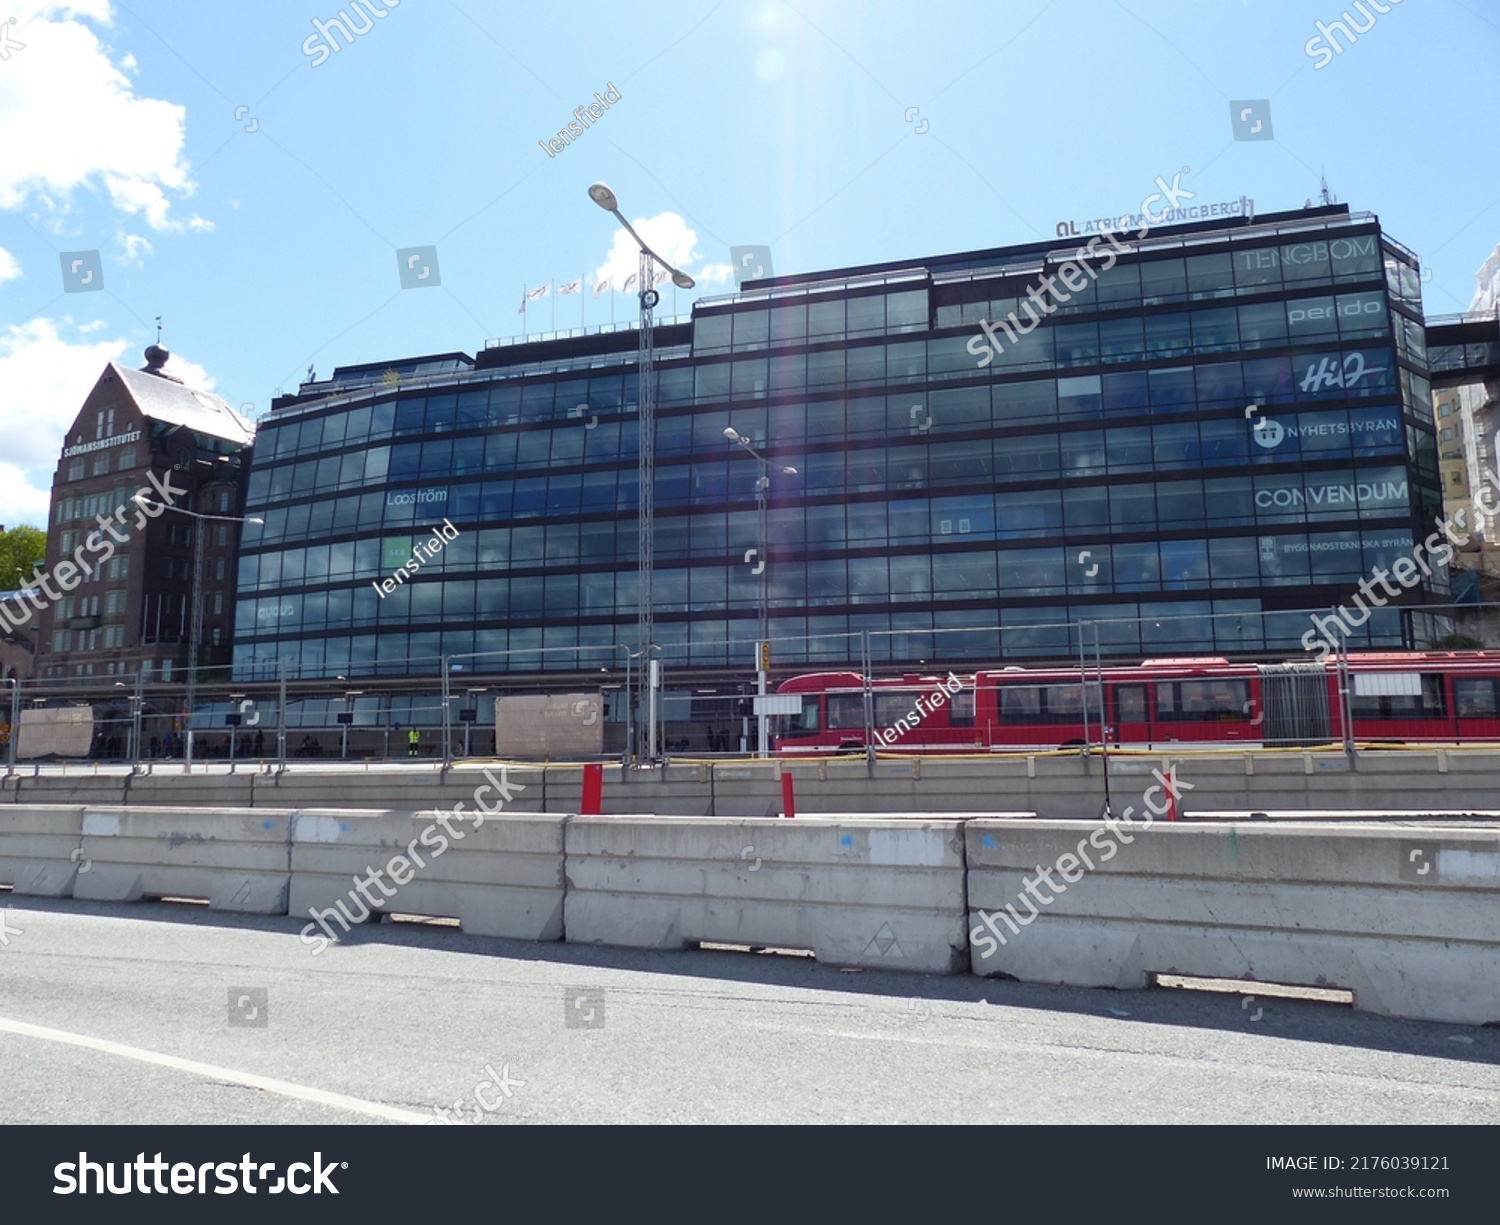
(230, 599, 1413, 679)
(247, 347, 1418, 513)
(935, 234, 1386, 330)
(52, 624, 125, 652)
(693, 289, 929, 353)
(256, 294, 1411, 471)
(939, 288, 1389, 354)
(234, 525, 1434, 636)
(54, 486, 143, 526)
(238, 462, 1418, 590)
(242, 443, 1417, 557)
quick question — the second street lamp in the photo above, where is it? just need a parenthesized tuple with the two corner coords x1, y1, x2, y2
(725, 427, 798, 758)
(588, 181, 694, 765)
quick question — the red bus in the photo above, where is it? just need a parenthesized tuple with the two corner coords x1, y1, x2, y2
(771, 652, 1500, 754)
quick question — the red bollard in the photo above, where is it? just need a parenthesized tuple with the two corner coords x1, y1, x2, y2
(581, 762, 603, 815)
(1166, 764, 1178, 822)
(780, 770, 796, 819)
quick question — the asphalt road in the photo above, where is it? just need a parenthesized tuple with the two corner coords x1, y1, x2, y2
(2, 894, 1498, 1126)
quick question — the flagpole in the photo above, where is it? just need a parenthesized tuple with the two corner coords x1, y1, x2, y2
(581, 274, 586, 329)
(522, 284, 527, 339)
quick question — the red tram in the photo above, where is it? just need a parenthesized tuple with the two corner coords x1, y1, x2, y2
(771, 652, 1500, 754)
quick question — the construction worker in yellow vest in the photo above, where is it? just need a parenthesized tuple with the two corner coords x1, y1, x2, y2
(408, 727, 420, 757)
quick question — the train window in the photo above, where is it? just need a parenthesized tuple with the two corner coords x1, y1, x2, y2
(875, 693, 919, 727)
(950, 688, 975, 727)
(784, 697, 821, 735)
(1155, 679, 1250, 721)
(1000, 684, 1085, 723)
(827, 694, 866, 730)
(1350, 674, 1445, 718)
(1116, 685, 1147, 722)
(1453, 678, 1498, 718)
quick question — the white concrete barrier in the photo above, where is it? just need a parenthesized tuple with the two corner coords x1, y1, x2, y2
(288, 808, 566, 945)
(564, 816, 969, 973)
(0, 804, 86, 897)
(72, 806, 293, 913)
(967, 820, 1500, 1025)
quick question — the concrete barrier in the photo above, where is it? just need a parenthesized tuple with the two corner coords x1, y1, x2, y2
(255, 764, 545, 814)
(72, 806, 293, 914)
(0, 804, 86, 896)
(564, 816, 970, 973)
(966, 819, 1500, 1025)
(288, 808, 566, 945)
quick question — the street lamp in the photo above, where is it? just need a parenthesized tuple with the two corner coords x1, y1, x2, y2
(724, 426, 798, 758)
(133, 493, 263, 771)
(589, 182, 695, 765)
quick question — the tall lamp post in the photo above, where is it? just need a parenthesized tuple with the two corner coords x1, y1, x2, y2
(133, 494, 263, 770)
(587, 182, 695, 765)
(724, 427, 798, 758)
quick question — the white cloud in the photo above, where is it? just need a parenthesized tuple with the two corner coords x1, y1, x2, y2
(0, 248, 20, 284)
(695, 263, 737, 288)
(592, 212, 736, 294)
(0, 2, 209, 232)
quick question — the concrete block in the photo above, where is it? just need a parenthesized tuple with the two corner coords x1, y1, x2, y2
(73, 806, 294, 914)
(967, 819, 1500, 1025)
(564, 816, 969, 973)
(0, 805, 86, 896)
(288, 808, 566, 944)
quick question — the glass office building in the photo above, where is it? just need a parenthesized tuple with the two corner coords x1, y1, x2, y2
(233, 203, 1442, 683)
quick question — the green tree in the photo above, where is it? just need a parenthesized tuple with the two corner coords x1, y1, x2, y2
(0, 526, 46, 589)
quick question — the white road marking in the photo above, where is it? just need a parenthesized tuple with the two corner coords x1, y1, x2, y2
(0, 1014, 430, 1123)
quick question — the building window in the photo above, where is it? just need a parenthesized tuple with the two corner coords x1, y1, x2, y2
(216, 558, 226, 580)
(214, 592, 223, 614)
(217, 524, 228, 545)
(61, 530, 78, 553)
(211, 628, 221, 646)
(105, 589, 125, 615)
(92, 453, 110, 476)
(67, 460, 84, 482)
(219, 490, 231, 512)
(108, 556, 128, 579)
(97, 408, 114, 438)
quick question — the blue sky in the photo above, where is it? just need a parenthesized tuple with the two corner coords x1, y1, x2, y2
(1, 0, 1497, 526)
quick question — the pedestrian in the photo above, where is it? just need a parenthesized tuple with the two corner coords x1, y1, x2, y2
(408, 727, 421, 757)
(254, 729, 265, 757)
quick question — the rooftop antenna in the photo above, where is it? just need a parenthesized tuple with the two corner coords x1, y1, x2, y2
(1318, 174, 1337, 207)
(155, 315, 163, 343)
(306, 364, 316, 383)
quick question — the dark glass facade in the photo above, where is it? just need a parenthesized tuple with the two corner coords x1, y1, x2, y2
(234, 204, 1442, 681)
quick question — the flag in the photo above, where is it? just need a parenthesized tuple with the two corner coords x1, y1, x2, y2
(622, 272, 637, 291)
(518, 294, 527, 314)
(592, 277, 611, 297)
(559, 279, 582, 295)
(526, 283, 551, 300)
(650, 269, 669, 288)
